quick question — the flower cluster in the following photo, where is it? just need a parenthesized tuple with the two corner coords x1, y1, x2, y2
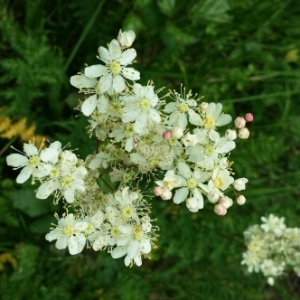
(7, 29, 251, 266)
(241, 214, 300, 285)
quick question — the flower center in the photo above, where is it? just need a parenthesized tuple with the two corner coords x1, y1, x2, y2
(63, 226, 74, 237)
(28, 155, 40, 167)
(213, 177, 224, 189)
(122, 206, 134, 218)
(111, 226, 120, 237)
(187, 178, 197, 189)
(177, 103, 189, 113)
(85, 223, 95, 235)
(203, 116, 215, 129)
(205, 145, 215, 156)
(50, 167, 60, 178)
(125, 124, 134, 136)
(61, 175, 73, 188)
(110, 61, 122, 75)
(140, 98, 151, 110)
(133, 225, 144, 240)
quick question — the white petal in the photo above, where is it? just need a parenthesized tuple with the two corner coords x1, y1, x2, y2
(56, 235, 68, 249)
(6, 153, 28, 167)
(36, 181, 56, 199)
(111, 246, 127, 259)
(40, 148, 59, 163)
(68, 234, 86, 255)
(99, 73, 112, 92)
(119, 48, 136, 65)
(108, 39, 122, 59)
(149, 109, 161, 123)
(84, 65, 106, 78)
(74, 221, 88, 231)
(174, 187, 189, 204)
(98, 46, 111, 64)
(122, 67, 140, 80)
(134, 113, 147, 133)
(216, 114, 232, 126)
(128, 241, 140, 259)
(64, 189, 75, 203)
(45, 229, 60, 242)
(177, 162, 192, 179)
(91, 211, 104, 227)
(16, 166, 33, 183)
(81, 95, 97, 116)
(23, 143, 38, 156)
(70, 75, 96, 89)
(113, 75, 126, 93)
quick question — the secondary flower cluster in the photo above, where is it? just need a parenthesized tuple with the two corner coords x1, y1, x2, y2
(6, 29, 251, 266)
(241, 214, 300, 285)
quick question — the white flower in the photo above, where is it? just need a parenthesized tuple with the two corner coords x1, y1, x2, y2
(202, 103, 232, 131)
(261, 214, 286, 237)
(45, 214, 88, 255)
(233, 178, 248, 191)
(122, 83, 161, 134)
(7, 143, 53, 183)
(85, 39, 140, 94)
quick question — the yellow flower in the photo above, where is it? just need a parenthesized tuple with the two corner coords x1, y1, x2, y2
(0, 252, 17, 271)
(0, 116, 11, 133)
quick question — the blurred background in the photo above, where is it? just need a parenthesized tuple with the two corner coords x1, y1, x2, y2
(0, 0, 300, 299)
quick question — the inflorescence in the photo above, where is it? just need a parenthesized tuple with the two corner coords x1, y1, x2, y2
(6, 30, 252, 267)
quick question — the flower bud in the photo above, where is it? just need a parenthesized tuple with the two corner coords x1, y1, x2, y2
(238, 127, 250, 139)
(182, 133, 198, 147)
(219, 196, 233, 209)
(207, 191, 219, 204)
(244, 113, 254, 123)
(233, 178, 248, 191)
(236, 195, 246, 205)
(171, 127, 183, 139)
(214, 204, 227, 216)
(225, 129, 237, 141)
(162, 131, 172, 140)
(117, 29, 136, 48)
(161, 189, 172, 200)
(234, 117, 246, 128)
(154, 186, 163, 196)
(186, 197, 199, 212)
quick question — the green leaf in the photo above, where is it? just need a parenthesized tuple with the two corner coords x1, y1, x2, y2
(157, 0, 176, 17)
(29, 214, 56, 234)
(191, 0, 232, 23)
(165, 22, 198, 47)
(10, 189, 55, 217)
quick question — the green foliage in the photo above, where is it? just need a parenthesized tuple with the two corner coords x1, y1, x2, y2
(0, 0, 300, 299)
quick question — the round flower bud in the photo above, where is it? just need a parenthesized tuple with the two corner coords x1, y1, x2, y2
(238, 128, 250, 139)
(218, 196, 233, 209)
(171, 127, 183, 139)
(244, 113, 254, 123)
(236, 195, 246, 205)
(199, 102, 208, 110)
(207, 191, 219, 204)
(117, 29, 136, 48)
(233, 178, 248, 191)
(234, 117, 246, 128)
(214, 204, 227, 216)
(225, 129, 237, 141)
(161, 189, 172, 200)
(154, 186, 163, 196)
(186, 197, 199, 212)
(162, 131, 172, 140)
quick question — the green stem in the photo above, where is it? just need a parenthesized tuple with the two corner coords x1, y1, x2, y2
(63, 0, 106, 71)
(0, 136, 18, 157)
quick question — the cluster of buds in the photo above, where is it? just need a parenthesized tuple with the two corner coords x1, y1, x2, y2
(242, 215, 300, 285)
(225, 113, 253, 141)
(6, 30, 251, 266)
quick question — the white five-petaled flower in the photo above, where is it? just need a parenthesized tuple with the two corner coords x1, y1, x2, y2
(122, 83, 161, 134)
(84, 39, 140, 94)
(45, 214, 88, 255)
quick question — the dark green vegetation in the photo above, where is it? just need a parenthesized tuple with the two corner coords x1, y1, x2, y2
(0, 0, 300, 299)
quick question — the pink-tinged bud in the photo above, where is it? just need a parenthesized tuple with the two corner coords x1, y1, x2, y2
(219, 196, 233, 209)
(236, 195, 246, 205)
(233, 178, 248, 191)
(244, 113, 254, 123)
(225, 129, 237, 141)
(186, 197, 199, 212)
(154, 186, 163, 196)
(161, 189, 172, 200)
(214, 204, 227, 216)
(162, 131, 172, 140)
(238, 128, 250, 139)
(234, 117, 246, 128)
(171, 127, 183, 139)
